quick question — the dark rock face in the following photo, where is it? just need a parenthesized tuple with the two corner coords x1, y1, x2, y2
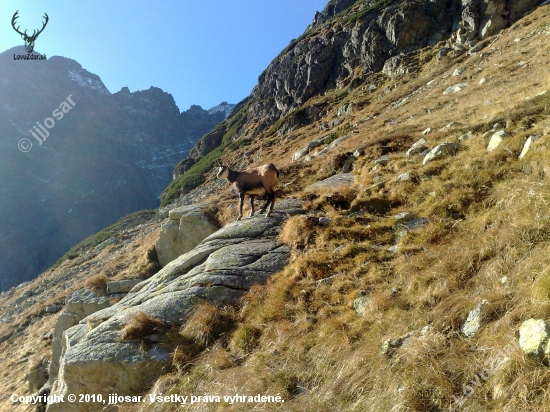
(227, 0, 543, 139)
(0, 47, 230, 291)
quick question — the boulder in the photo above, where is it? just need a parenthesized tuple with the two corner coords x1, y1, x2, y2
(155, 203, 218, 267)
(487, 130, 508, 152)
(519, 319, 550, 363)
(106, 279, 143, 294)
(406, 138, 428, 157)
(423, 143, 461, 165)
(462, 300, 487, 338)
(305, 173, 354, 192)
(479, 15, 508, 39)
(518, 135, 538, 160)
(48, 200, 304, 411)
(65, 289, 110, 321)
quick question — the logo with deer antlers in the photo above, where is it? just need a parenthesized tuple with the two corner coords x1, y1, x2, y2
(11, 11, 49, 54)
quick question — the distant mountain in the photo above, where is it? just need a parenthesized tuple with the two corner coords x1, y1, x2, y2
(0, 46, 231, 291)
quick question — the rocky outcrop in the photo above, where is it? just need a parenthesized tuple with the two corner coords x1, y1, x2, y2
(48, 199, 304, 411)
(49, 289, 112, 385)
(154, 203, 219, 267)
(188, 125, 226, 159)
(239, 0, 542, 138)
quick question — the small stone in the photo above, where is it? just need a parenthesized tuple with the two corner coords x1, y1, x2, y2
(353, 296, 369, 316)
(452, 67, 466, 76)
(380, 334, 411, 358)
(422, 128, 431, 135)
(394, 212, 416, 222)
(334, 245, 346, 253)
(45, 304, 62, 313)
(396, 171, 412, 182)
(374, 155, 391, 166)
(319, 217, 331, 226)
(443, 83, 468, 95)
(479, 77, 487, 85)
(422, 143, 461, 165)
(440, 121, 462, 131)
(462, 300, 487, 338)
(353, 145, 366, 157)
(458, 131, 473, 141)
(519, 319, 550, 362)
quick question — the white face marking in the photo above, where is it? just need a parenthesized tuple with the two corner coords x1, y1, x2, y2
(217, 167, 228, 179)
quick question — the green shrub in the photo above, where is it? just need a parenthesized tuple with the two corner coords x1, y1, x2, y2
(324, 132, 339, 145)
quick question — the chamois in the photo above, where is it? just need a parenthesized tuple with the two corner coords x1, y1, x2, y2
(217, 163, 279, 221)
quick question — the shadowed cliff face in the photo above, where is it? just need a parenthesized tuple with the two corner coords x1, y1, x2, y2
(0, 47, 230, 291)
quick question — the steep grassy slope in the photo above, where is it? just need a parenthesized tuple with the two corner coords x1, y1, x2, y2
(120, 6, 550, 411)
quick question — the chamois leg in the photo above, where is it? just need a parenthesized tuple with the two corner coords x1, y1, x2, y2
(265, 192, 275, 217)
(259, 193, 270, 214)
(237, 192, 245, 221)
(248, 195, 256, 217)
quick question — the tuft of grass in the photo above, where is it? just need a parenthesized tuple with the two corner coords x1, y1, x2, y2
(84, 274, 108, 293)
(119, 312, 167, 341)
(180, 304, 235, 347)
(278, 215, 320, 250)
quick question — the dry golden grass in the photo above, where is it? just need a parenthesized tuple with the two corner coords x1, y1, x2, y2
(119, 312, 167, 341)
(180, 303, 235, 347)
(83, 274, 108, 292)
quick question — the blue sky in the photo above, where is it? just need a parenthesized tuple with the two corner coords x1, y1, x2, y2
(0, 1, 327, 111)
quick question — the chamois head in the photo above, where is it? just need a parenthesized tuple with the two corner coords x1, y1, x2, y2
(216, 165, 229, 180)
